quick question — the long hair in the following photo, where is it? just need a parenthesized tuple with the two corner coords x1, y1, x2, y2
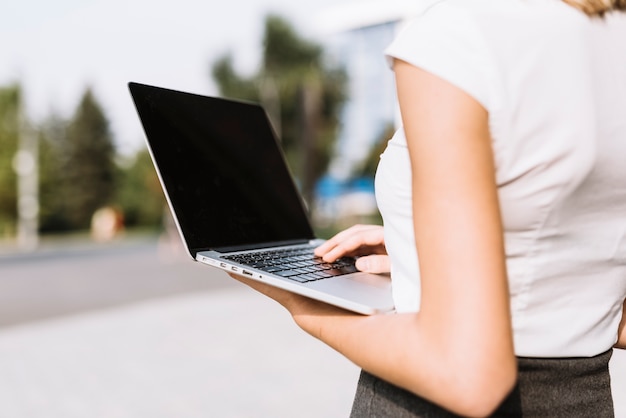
(562, 0, 626, 16)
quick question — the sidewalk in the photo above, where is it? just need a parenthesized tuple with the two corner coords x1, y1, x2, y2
(0, 282, 624, 417)
(0, 285, 360, 418)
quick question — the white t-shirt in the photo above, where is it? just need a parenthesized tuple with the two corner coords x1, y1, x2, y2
(378, 0, 626, 357)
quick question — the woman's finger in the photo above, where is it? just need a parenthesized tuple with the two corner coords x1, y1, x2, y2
(315, 225, 375, 257)
(315, 224, 386, 261)
(315, 224, 374, 254)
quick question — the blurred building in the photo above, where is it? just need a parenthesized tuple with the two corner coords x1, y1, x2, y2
(317, 0, 419, 180)
(312, 1, 418, 225)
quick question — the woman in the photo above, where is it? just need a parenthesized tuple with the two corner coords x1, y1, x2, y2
(232, 0, 626, 416)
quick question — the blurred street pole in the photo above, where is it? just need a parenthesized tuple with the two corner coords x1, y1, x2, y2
(12, 117, 39, 251)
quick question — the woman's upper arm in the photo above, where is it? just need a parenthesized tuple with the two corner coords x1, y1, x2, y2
(394, 59, 516, 398)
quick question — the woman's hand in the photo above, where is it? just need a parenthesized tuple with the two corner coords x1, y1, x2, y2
(314, 224, 390, 274)
(228, 223, 389, 324)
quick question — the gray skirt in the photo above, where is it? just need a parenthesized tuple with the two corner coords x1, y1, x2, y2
(350, 349, 614, 417)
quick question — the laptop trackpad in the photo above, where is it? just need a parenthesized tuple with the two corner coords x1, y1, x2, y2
(343, 272, 391, 289)
(305, 273, 391, 292)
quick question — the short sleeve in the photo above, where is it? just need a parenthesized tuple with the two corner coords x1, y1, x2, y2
(385, 2, 500, 112)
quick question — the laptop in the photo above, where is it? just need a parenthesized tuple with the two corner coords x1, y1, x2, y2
(128, 82, 394, 315)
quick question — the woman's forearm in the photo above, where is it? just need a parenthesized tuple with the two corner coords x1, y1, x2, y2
(289, 298, 516, 418)
(259, 282, 516, 417)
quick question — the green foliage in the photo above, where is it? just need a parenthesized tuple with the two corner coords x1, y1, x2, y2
(211, 54, 258, 100)
(37, 88, 164, 234)
(65, 89, 116, 229)
(115, 149, 165, 229)
(38, 114, 70, 232)
(0, 85, 20, 237)
(38, 88, 117, 232)
(210, 14, 346, 205)
(262, 15, 322, 73)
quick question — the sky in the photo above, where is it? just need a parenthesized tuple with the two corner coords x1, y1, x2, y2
(0, 0, 355, 155)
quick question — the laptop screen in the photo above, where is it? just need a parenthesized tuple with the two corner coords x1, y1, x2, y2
(129, 83, 315, 255)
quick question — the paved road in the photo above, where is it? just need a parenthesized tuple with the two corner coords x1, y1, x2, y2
(0, 235, 236, 327)
(0, 236, 624, 417)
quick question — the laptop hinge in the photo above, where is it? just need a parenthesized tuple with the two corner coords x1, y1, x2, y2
(197, 239, 312, 255)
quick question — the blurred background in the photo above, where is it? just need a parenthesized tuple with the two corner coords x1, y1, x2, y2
(0, 0, 419, 247)
(0, 0, 624, 417)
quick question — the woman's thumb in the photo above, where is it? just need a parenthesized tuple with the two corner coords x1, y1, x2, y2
(355, 255, 391, 274)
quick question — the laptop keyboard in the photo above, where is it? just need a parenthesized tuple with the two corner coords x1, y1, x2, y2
(223, 246, 358, 283)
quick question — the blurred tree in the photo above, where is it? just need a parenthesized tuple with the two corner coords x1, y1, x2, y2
(41, 88, 117, 231)
(0, 84, 20, 238)
(64, 88, 116, 229)
(115, 149, 165, 229)
(210, 14, 346, 206)
(212, 54, 258, 100)
(38, 113, 70, 232)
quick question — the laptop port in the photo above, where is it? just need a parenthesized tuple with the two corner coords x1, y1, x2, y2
(243, 270, 253, 276)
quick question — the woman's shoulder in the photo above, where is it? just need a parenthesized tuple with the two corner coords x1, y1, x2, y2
(408, 0, 585, 32)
